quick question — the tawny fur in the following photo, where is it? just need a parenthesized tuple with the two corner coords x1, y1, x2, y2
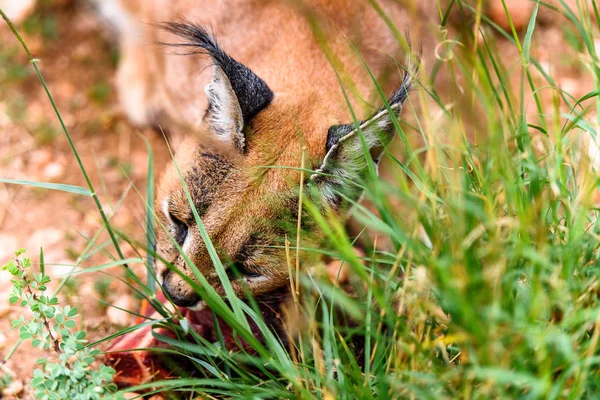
(107, 0, 416, 307)
(112, 0, 408, 131)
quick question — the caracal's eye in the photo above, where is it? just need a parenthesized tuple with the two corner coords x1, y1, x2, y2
(169, 211, 189, 245)
(227, 262, 261, 280)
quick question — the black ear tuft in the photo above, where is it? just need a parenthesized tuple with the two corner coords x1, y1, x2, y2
(326, 124, 354, 154)
(325, 69, 415, 156)
(161, 22, 274, 125)
(310, 61, 417, 209)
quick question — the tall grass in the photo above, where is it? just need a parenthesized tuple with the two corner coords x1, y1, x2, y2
(2, 0, 600, 398)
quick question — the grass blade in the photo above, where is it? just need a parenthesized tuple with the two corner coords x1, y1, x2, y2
(0, 177, 92, 196)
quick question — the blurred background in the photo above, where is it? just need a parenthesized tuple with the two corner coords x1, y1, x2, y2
(0, 2, 172, 395)
(0, 0, 598, 397)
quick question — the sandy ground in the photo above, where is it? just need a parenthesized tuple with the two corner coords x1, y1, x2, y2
(0, 0, 596, 398)
(0, 1, 171, 397)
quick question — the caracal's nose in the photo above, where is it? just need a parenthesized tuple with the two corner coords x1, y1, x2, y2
(161, 271, 201, 308)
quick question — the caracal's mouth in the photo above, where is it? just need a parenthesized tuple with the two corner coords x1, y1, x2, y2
(183, 268, 270, 310)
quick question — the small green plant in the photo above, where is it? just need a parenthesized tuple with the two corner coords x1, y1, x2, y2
(3, 92, 28, 123)
(0, 44, 31, 85)
(0, 372, 13, 393)
(32, 120, 60, 145)
(89, 81, 112, 105)
(62, 275, 81, 303)
(22, 14, 59, 42)
(2, 249, 124, 400)
(93, 277, 112, 311)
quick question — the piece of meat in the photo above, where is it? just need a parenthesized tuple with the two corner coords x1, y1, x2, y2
(105, 289, 290, 389)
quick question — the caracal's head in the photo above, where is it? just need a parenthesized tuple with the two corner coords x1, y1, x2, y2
(154, 23, 414, 309)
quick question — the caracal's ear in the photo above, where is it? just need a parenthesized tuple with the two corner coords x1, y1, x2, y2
(310, 65, 416, 209)
(162, 22, 274, 152)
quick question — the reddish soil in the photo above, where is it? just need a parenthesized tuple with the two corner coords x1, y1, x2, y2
(0, 0, 595, 398)
(0, 2, 170, 397)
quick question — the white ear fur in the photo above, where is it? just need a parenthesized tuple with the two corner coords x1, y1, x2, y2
(163, 23, 274, 151)
(309, 69, 415, 209)
(315, 108, 397, 178)
(310, 119, 388, 208)
(204, 66, 245, 151)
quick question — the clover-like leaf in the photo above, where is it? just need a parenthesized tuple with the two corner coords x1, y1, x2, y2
(19, 331, 32, 340)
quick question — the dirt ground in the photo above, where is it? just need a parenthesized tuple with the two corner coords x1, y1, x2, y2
(0, 0, 596, 398)
(0, 1, 172, 397)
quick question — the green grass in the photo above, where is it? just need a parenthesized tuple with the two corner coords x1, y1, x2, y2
(3, 0, 600, 398)
(89, 81, 112, 105)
